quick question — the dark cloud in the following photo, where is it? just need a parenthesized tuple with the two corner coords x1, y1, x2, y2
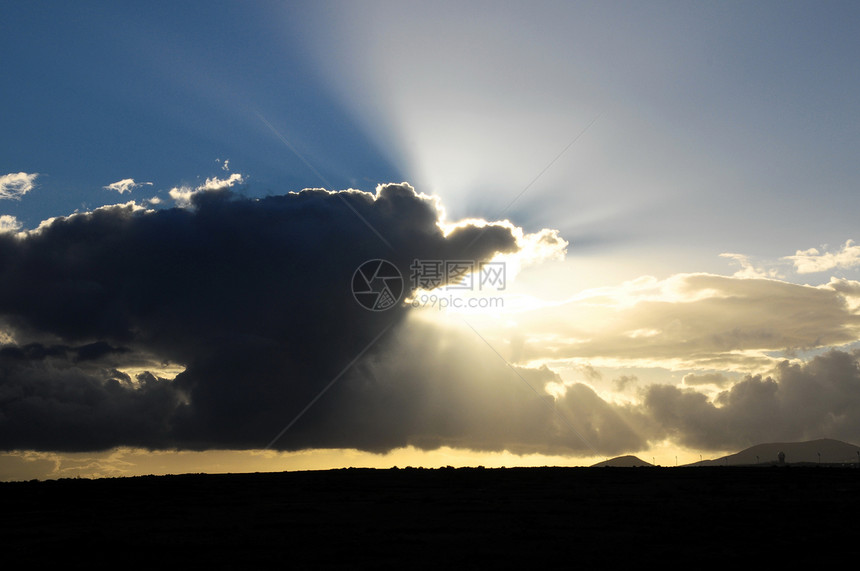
(0, 344, 181, 451)
(641, 349, 860, 450)
(291, 318, 649, 457)
(612, 375, 638, 391)
(12, 182, 856, 459)
(681, 372, 731, 387)
(0, 183, 521, 452)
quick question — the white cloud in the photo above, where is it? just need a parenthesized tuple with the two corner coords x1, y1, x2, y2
(504, 272, 860, 373)
(104, 178, 153, 194)
(0, 215, 22, 233)
(785, 240, 860, 274)
(169, 173, 245, 207)
(720, 252, 782, 279)
(0, 172, 38, 200)
(168, 186, 196, 208)
(199, 173, 243, 191)
(23, 201, 152, 237)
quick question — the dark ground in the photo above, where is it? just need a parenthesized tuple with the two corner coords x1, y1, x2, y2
(2, 465, 857, 567)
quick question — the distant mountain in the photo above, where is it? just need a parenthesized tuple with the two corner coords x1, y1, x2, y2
(684, 438, 860, 467)
(591, 455, 653, 467)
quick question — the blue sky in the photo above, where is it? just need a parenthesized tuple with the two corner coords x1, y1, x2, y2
(2, 1, 403, 226)
(5, 1, 860, 277)
(3, 1, 860, 478)
(292, 1, 860, 267)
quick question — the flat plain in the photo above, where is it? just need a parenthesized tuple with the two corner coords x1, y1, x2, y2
(3, 466, 857, 567)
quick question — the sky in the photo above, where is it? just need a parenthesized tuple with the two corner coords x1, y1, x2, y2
(2, 1, 860, 480)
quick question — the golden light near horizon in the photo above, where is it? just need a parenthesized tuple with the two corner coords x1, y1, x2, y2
(0, 446, 609, 481)
(1, 439, 741, 481)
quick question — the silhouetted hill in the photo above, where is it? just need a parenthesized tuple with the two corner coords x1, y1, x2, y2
(685, 438, 860, 466)
(3, 465, 860, 567)
(591, 455, 653, 467)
